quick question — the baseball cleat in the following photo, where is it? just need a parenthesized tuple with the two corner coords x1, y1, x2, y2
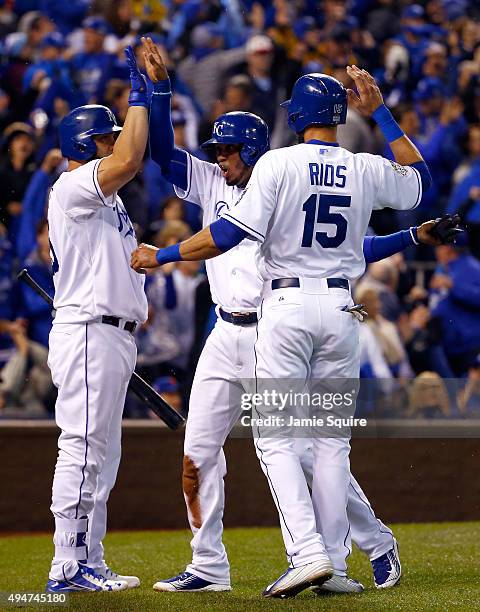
(94, 565, 140, 589)
(262, 558, 333, 598)
(153, 571, 232, 592)
(372, 538, 401, 588)
(46, 564, 128, 593)
(312, 574, 364, 594)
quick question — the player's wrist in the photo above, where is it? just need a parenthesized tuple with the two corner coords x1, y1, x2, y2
(152, 79, 171, 95)
(128, 88, 149, 107)
(409, 226, 419, 246)
(372, 104, 404, 143)
(155, 243, 183, 266)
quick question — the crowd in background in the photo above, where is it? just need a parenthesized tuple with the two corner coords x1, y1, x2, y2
(0, 0, 479, 419)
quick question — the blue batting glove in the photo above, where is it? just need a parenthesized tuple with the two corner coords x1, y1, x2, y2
(125, 45, 148, 107)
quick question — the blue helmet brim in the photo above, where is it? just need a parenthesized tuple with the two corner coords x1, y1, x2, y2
(200, 137, 218, 149)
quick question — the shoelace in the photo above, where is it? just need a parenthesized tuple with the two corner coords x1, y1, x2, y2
(105, 568, 118, 580)
(80, 566, 108, 586)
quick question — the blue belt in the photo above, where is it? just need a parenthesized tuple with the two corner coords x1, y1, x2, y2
(271, 278, 349, 291)
(219, 308, 258, 326)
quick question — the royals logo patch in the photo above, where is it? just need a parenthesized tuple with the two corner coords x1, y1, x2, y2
(215, 200, 229, 218)
(389, 160, 408, 176)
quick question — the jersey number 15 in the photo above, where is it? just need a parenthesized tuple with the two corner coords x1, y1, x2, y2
(301, 194, 351, 248)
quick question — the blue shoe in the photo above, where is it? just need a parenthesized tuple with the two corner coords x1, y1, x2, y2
(372, 539, 401, 589)
(262, 558, 333, 598)
(153, 571, 231, 592)
(46, 564, 128, 593)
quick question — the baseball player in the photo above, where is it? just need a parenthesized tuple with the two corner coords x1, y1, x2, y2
(132, 67, 432, 597)
(133, 44, 438, 595)
(45, 43, 150, 593)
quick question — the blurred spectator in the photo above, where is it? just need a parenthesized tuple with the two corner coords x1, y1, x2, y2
(0, 319, 54, 416)
(70, 17, 117, 104)
(430, 245, 480, 375)
(356, 286, 412, 378)
(168, 259, 204, 372)
(397, 286, 454, 378)
(39, 0, 89, 36)
(20, 218, 54, 347)
(384, 99, 465, 219)
(16, 148, 64, 259)
(227, 34, 279, 131)
(22, 31, 67, 92)
(162, 196, 185, 223)
(0, 1, 17, 39)
(0, 122, 37, 239)
(135, 221, 193, 382)
(365, 0, 399, 43)
(101, 0, 137, 52)
(452, 123, 480, 185)
(406, 371, 450, 418)
(358, 320, 393, 381)
(177, 22, 246, 116)
(457, 355, 480, 416)
(356, 257, 403, 321)
(447, 131, 480, 257)
(209, 75, 254, 130)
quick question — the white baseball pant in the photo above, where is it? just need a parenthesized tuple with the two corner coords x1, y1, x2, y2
(48, 322, 136, 581)
(183, 311, 393, 584)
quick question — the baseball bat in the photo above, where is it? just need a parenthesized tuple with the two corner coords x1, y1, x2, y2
(17, 268, 185, 430)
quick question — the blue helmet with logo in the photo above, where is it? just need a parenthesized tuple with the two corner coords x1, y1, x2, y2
(201, 111, 269, 166)
(59, 105, 122, 161)
(281, 73, 347, 133)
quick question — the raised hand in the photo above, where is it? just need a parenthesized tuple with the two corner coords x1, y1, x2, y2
(142, 36, 168, 83)
(125, 45, 148, 107)
(346, 65, 384, 116)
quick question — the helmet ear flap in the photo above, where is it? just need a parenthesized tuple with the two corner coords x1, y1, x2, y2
(73, 134, 96, 159)
(240, 144, 258, 166)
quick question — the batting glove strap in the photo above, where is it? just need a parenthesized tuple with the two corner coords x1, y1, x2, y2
(125, 45, 148, 107)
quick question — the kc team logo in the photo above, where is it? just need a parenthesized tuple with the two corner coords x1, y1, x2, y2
(213, 122, 224, 137)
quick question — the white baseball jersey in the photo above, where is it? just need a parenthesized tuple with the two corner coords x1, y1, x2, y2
(174, 152, 262, 312)
(48, 159, 148, 324)
(223, 142, 422, 281)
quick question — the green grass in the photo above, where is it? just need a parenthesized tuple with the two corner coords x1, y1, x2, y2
(1, 523, 479, 611)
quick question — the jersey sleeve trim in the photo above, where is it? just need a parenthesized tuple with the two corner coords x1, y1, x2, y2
(173, 151, 193, 200)
(92, 159, 114, 208)
(410, 165, 422, 209)
(222, 212, 265, 241)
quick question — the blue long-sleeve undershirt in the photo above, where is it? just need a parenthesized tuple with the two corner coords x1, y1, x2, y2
(210, 218, 417, 261)
(149, 79, 189, 191)
(363, 229, 417, 263)
(410, 160, 432, 192)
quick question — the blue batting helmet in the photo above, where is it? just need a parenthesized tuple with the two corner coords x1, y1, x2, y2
(59, 105, 122, 161)
(201, 112, 269, 166)
(281, 73, 347, 133)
